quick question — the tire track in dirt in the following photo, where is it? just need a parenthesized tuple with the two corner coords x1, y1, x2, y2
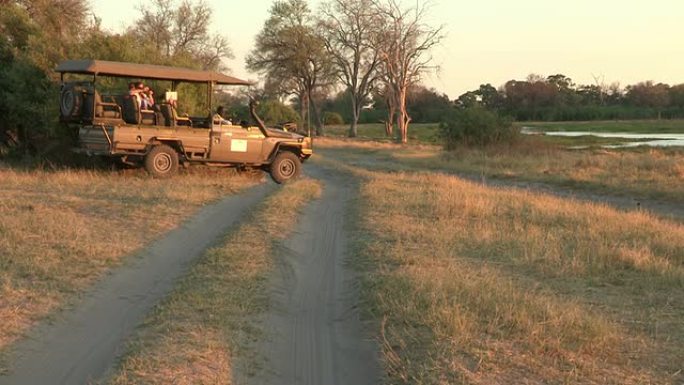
(0, 182, 275, 385)
(238, 167, 381, 385)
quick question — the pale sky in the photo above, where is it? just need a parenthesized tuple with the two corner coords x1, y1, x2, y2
(91, 0, 684, 99)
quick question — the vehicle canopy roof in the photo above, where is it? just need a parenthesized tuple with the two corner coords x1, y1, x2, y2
(56, 59, 251, 86)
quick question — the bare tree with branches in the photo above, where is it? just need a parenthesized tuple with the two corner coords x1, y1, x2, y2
(320, 0, 382, 137)
(136, 0, 232, 70)
(374, 0, 443, 143)
(247, 0, 333, 135)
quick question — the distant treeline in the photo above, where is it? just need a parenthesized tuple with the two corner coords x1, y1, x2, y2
(314, 74, 684, 126)
(456, 74, 684, 122)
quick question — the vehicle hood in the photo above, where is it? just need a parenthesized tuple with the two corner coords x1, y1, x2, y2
(265, 128, 304, 139)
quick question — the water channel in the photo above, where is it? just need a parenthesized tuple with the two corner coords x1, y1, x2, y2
(522, 128, 684, 148)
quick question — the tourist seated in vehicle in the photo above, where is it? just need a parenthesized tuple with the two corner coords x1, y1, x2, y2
(143, 86, 155, 109)
(213, 106, 232, 126)
(128, 82, 144, 107)
(128, 82, 140, 97)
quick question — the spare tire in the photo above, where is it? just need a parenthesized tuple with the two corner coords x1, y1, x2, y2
(60, 84, 83, 119)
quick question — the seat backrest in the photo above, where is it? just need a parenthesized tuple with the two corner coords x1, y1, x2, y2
(159, 104, 174, 127)
(94, 91, 104, 117)
(81, 91, 95, 121)
(122, 95, 140, 124)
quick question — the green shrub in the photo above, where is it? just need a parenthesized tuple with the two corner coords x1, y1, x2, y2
(440, 108, 518, 149)
(323, 111, 344, 125)
(257, 99, 299, 126)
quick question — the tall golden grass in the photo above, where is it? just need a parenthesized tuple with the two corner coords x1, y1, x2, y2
(353, 170, 684, 384)
(0, 166, 259, 354)
(108, 178, 322, 385)
(316, 137, 684, 203)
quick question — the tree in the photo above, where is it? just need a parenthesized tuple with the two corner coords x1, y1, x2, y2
(406, 85, 451, 122)
(0, 1, 82, 150)
(16, 0, 90, 73)
(668, 84, 684, 109)
(626, 81, 670, 119)
(456, 84, 504, 110)
(477, 83, 504, 110)
(546, 74, 578, 106)
(135, 0, 232, 70)
(320, 0, 382, 137)
(373, 0, 443, 143)
(247, 0, 333, 136)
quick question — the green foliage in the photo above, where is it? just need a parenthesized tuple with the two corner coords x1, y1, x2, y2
(407, 87, 452, 123)
(457, 75, 684, 122)
(323, 111, 344, 125)
(257, 99, 299, 126)
(0, 3, 61, 152)
(440, 108, 518, 149)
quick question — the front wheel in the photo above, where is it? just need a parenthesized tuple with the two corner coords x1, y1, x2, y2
(269, 151, 301, 184)
(144, 145, 179, 178)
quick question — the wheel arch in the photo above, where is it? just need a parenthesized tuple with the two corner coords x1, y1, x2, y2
(146, 138, 185, 156)
(267, 142, 302, 163)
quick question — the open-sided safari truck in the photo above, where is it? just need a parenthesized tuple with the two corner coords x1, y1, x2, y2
(55, 60, 313, 183)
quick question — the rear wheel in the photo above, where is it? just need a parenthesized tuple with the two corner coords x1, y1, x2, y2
(144, 145, 179, 178)
(269, 151, 301, 184)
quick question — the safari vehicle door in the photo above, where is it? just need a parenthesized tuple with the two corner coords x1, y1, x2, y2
(209, 122, 265, 163)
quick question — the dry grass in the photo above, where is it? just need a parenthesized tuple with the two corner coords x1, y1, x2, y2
(108, 178, 322, 385)
(313, 153, 684, 384)
(0, 165, 260, 354)
(316, 137, 684, 204)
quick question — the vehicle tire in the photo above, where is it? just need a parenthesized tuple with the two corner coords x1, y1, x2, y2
(144, 145, 179, 178)
(60, 85, 83, 119)
(269, 151, 301, 184)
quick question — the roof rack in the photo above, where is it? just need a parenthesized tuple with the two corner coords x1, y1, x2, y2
(56, 60, 251, 86)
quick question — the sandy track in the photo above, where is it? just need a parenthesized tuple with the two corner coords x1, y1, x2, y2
(238, 168, 381, 385)
(0, 182, 274, 385)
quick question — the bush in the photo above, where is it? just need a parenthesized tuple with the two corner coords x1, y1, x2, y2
(323, 111, 344, 125)
(440, 108, 518, 149)
(257, 99, 299, 126)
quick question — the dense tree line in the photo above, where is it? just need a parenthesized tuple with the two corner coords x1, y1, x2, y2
(455, 74, 684, 121)
(317, 74, 684, 128)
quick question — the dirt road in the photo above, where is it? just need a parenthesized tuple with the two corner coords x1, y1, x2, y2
(0, 183, 274, 385)
(237, 168, 381, 385)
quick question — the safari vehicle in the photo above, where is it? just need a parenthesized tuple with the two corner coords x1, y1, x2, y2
(55, 59, 312, 183)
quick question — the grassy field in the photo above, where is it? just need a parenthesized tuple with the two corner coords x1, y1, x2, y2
(314, 151, 684, 384)
(0, 165, 259, 356)
(324, 123, 441, 143)
(108, 178, 321, 385)
(316, 138, 684, 204)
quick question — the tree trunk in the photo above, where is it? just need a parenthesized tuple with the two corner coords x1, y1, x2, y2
(385, 92, 395, 137)
(300, 93, 309, 136)
(348, 95, 359, 137)
(396, 88, 410, 144)
(349, 116, 358, 137)
(309, 90, 324, 136)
